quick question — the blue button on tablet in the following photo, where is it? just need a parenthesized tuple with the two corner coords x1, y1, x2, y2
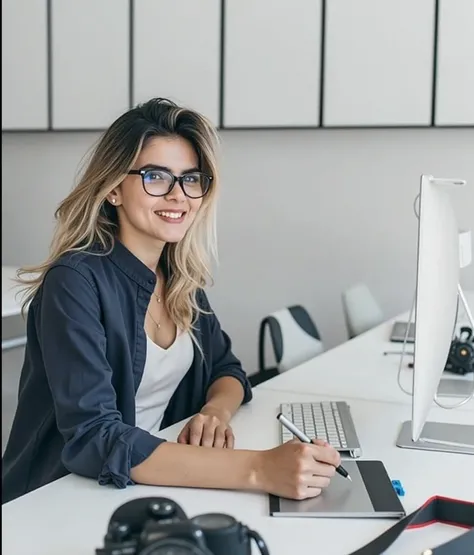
(391, 479, 405, 496)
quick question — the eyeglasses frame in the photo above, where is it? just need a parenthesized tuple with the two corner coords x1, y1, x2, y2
(127, 167, 213, 199)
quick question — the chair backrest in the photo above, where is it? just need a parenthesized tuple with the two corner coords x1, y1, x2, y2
(259, 305, 324, 374)
(341, 283, 385, 338)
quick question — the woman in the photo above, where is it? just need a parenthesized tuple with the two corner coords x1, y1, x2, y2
(2, 98, 340, 504)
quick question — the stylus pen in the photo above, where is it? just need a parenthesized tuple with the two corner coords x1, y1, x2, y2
(277, 413, 352, 482)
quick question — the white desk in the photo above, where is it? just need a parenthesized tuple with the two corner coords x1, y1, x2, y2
(259, 292, 474, 412)
(3, 388, 473, 555)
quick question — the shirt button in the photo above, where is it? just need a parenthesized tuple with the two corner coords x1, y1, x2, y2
(148, 278, 154, 284)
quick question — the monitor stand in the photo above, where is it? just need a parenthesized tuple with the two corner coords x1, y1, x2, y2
(396, 284, 474, 455)
(396, 421, 474, 455)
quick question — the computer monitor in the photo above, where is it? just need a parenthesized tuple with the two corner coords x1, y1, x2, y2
(396, 174, 474, 455)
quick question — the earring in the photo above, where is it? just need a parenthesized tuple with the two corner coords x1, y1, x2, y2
(112, 198, 116, 204)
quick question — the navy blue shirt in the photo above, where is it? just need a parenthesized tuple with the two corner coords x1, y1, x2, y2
(2, 240, 252, 504)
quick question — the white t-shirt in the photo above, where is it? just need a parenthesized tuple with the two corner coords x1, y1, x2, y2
(135, 330, 194, 436)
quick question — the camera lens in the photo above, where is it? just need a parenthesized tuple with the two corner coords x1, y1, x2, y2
(139, 538, 212, 555)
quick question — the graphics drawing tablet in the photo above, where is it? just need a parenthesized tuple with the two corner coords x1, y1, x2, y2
(269, 460, 405, 519)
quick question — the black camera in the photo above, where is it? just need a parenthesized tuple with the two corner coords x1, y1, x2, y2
(445, 326, 474, 376)
(95, 497, 270, 555)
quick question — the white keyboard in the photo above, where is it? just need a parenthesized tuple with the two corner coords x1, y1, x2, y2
(280, 401, 349, 449)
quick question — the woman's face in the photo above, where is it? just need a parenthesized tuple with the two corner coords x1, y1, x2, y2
(111, 136, 205, 247)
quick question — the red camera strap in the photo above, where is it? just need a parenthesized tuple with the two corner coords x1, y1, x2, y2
(348, 496, 474, 555)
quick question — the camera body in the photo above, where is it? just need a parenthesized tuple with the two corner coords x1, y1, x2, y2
(96, 497, 268, 555)
(445, 326, 474, 376)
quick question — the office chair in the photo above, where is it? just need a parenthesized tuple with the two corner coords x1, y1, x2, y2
(249, 305, 324, 387)
(341, 283, 385, 339)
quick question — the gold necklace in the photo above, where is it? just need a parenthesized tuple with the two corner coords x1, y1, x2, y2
(148, 309, 162, 330)
(148, 280, 163, 329)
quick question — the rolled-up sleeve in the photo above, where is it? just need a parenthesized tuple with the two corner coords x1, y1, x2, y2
(200, 291, 253, 404)
(38, 265, 164, 488)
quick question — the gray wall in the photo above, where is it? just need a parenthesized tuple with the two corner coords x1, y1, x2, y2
(2, 128, 474, 373)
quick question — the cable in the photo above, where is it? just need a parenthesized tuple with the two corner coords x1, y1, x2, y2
(396, 292, 416, 397)
(413, 193, 420, 220)
(395, 195, 421, 396)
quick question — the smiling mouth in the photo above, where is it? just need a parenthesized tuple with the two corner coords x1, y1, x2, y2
(155, 210, 186, 222)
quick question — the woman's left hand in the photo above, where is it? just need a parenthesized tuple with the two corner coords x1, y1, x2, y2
(177, 406, 234, 448)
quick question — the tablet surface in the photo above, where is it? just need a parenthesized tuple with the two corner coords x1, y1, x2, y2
(269, 460, 406, 519)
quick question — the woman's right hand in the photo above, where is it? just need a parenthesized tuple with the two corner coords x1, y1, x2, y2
(254, 439, 341, 500)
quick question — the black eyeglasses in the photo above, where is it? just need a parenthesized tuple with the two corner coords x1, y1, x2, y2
(128, 167, 213, 199)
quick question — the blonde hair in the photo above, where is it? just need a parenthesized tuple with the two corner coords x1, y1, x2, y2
(18, 98, 220, 334)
